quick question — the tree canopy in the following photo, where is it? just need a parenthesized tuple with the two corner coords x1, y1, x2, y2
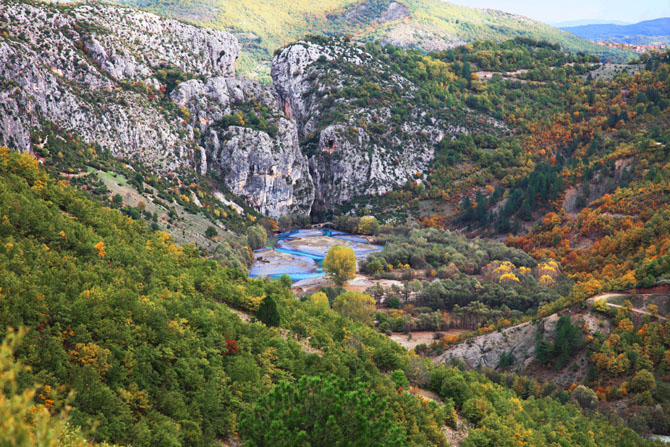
(323, 245, 357, 287)
(333, 292, 376, 326)
(239, 375, 407, 447)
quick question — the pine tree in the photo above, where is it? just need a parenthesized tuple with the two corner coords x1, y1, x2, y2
(474, 191, 488, 226)
(461, 196, 474, 222)
(257, 296, 280, 327)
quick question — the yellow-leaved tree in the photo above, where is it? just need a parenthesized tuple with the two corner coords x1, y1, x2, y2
(0, 329, 116, 447)
(309, 291, 330, 311)
(323, 245, 357, 287)
(333, 292, 376, 326)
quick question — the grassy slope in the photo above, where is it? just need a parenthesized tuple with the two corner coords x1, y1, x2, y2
(108, 0, 631, 81)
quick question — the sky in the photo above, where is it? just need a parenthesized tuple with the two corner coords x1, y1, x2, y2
(450, 0, 670, 25)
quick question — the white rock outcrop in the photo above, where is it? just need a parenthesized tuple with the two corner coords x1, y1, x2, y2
(0, 0, 311, 217)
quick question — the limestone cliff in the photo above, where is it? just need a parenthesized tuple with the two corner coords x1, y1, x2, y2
(1, 2, 494, 219)
(436, 311, 605, 387)
(170, 76, 313, 217)
(272, 37, 480, 215)
(0, 0, 312, 217)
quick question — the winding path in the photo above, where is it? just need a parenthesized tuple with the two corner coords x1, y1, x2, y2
(587, 293, 667, 320)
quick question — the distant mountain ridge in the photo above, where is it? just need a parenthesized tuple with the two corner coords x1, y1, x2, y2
(549, 19, 630, 27)
(562, 18, 670, 45)
(108, 0, 632, 81)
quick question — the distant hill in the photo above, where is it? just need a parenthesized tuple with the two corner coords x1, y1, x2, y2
(562, 17, 670, 45)
(549, 19, 630, 27)
(108, 0, 632, 81)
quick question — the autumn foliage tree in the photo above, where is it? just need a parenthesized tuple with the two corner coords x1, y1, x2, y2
(323, 245, 357, 287)
(333, 292, 376, 326)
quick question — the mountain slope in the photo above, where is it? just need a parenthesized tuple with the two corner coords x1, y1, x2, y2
(271, 35, 498, 217)
(436, 289, 670, 435)
(562, 18, 670, 45)
(0, 0, 499, 220)
(109, 0, 632, 80)
(0, 146, 450, 446)
(0, 142, 662, 447)
(0, 0, 314, 217)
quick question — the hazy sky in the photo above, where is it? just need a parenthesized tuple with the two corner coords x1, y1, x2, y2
(450, 0, 670, 24)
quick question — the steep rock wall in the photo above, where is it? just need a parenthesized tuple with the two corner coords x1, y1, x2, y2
(272, 38, 472, 216)
(0, 0, 312, 217)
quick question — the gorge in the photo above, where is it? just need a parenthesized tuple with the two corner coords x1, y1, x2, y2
(0, 0, 489, 220)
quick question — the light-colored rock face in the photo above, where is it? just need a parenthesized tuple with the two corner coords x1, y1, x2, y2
(308, 123, 438, 215)
(271, 41, 339, 137)
(380, 2, 411, 22)
(73, 4, 239, 80)
(272, 38, 473, 215)
(382, 22, 465, 52)
(205, 120, 314, 217)
(0, 0, 311, 217)
(343, 0, 410, 24)
(436, 312, 605, 386)
(0, 0, 239, 169)
(170, 75, 314, 217)
(436, 312, 601, 372)
(436, 318, 552, 370)
(0, 29, 187, 169)
(1, 3, 491, 219)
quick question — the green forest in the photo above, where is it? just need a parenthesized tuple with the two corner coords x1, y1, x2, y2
(0, 145, 662, 445)
(2, 0, 670, 444)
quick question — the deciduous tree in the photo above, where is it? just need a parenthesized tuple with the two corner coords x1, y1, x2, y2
(333, 292, 376, 326)
(323, 245, 357, 287)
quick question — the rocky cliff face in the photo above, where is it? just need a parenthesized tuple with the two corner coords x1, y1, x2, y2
(436, 316, 557, 370)
(1, 2, 492, 219)
(0, 1, 240, 161)
(169, 76, 313, 216)
(272, 37, 474, 215)
(0, 0, 312, 217)
(436, 311, 605, 386)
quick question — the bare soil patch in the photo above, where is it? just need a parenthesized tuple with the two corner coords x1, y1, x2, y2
(390, 330, 463, 350)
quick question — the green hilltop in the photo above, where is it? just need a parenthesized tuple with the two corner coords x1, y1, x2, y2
(109, 0, 632, 81)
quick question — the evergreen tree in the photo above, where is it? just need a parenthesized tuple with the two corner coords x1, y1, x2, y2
(461, 196, 474, 222)
(205, 226, 218, 239)
(518, 200, 533, 221)
(535, 340, 554, 365)
(474, 191, 488, 226)
(257, 296, 280, 327)
(554, 316, 583, 369)
(239, 375, 407, 447)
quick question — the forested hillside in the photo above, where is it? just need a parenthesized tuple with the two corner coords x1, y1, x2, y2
(0, 147, 661, 446)
(337, 41, 670, 307)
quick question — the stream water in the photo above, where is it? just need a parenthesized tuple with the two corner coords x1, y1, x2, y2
(249, 229, 382, 281)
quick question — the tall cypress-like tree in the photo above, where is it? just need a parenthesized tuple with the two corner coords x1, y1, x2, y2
(461, 196, 474, 222)
(474, 191, 488, 226)
(257, 296, 280, 327)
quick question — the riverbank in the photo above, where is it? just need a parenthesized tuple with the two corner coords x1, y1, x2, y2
(291, 274, 403, 296)
(249, 228, 382, 282)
